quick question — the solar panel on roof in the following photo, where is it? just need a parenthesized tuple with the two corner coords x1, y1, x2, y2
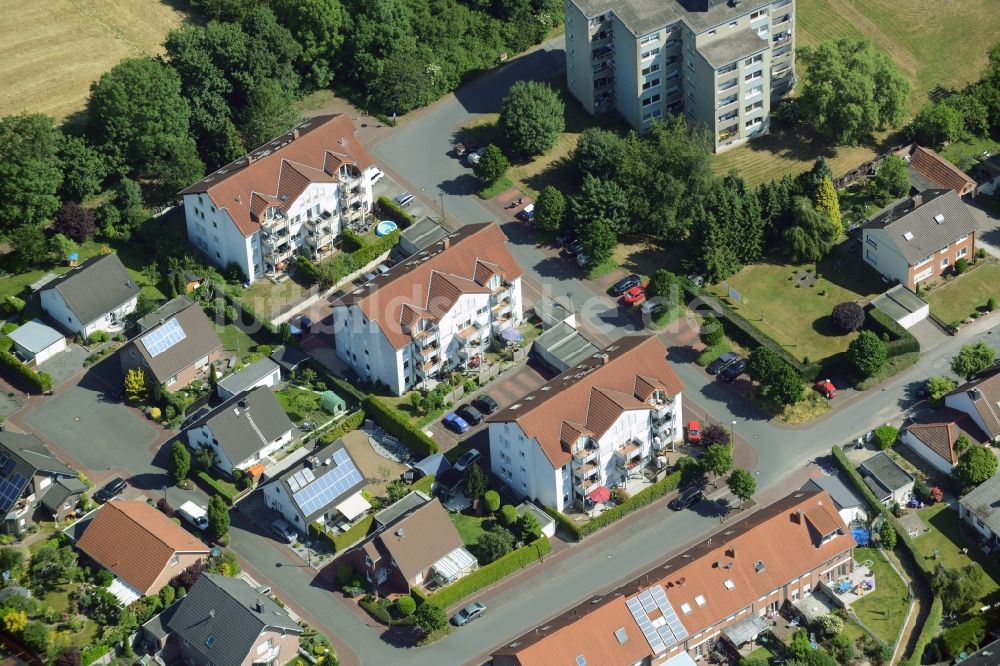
(302, 468, 315, 483)
(142, 318, 187, 357)
(0, 457, 13, 478)
(292, 454, 363, 517)
(0, 473, 28, 514)
(332, 449, 349, 465)
(627, 585, 688, 654)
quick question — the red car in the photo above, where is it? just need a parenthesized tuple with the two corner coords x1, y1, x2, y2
(622, 285, 646, 305)
(815, 379, 838, 399)
(687, 420, 702, 444)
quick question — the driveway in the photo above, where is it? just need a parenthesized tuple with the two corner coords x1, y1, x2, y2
(36, 343, 89, 388)
(909, 318, 951, 352)
(966, 199, 1000, 258)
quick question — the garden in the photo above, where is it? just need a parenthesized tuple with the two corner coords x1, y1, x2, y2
(924, 260, 1000, 330)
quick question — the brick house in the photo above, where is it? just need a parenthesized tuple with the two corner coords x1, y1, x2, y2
(0, 431, 84, 535)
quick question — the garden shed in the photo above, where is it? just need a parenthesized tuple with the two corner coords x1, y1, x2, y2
(320, 390, 347, 416)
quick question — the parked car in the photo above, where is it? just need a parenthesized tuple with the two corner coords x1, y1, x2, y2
(556, 230, 577, 248)
(453, 449, 482, 473)
(669, 486, 704, 511)
(687, 273, 705, 287)
(815, 379, 838, 399)
(565, 240, 582, 257)
(94, 477, 127, 503)
(472, 394, 499, 415)
(466, 147, 487, 166)
(177, 501, 209, 530)
(301, 420, 318, 432)
(622, 285, 646, 306)
(452, 602, 486, 626)
(687, 420, 702, 444)
(576, 253, 589, 268)
(294, 315, 313, 333)
(706, 351, 740, 375)
(369, 167, 385, 185)
(271, 518, 296, 544)
(443, 413, 471, 434)
(393, 192, 415, 207)
(456, 404, 484, 426)
(454, 140, 478, 158)
(362, 271, 378, 282)
(515, 203, 535, 222)
(610, 274, 642, 296)
(719, 358, 747, 383)
(640, 300, 663, 316)
(376, 263, 391, 275)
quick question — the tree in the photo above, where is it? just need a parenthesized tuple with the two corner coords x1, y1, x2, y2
(474, 144, 510, 184)
(873, 425, 899, 451)
(534, 185, 566, 232)
(271, 0, 346, 89)
(952, 342, 997, 380)
(815, 613, 844, 638)
(954, 433, 972, 455)
(830, 302, 865, 333)
(500, 505, 518, 526)
(21, 621, 49, 654)
(699, 319, 724, 346)
(728, 469, 756, 508)
(159, 585, 176, 607)
(925, 375, 957, 405)
(812, 177, 842, 238)
(394, 595, 416, 617)
(702, 444, 733, 486)
(169, 442, 191, 484)
(909, 102, 965, 148)
(0, 546, 24, 573)
(476, 528, 515, 563)
(208, 363, 218, 390)
(0, 113, 63, 236)
(49, 234, 78, 264)
(235, 78, 300, 149)
(578, 218, 617, 266)
(879, 520, 897, 549)
(571, 175, 629, 233)
(848, 330, 888, 378)
(414, 602, 447, 634)
(932, 562, 985, 613)
(517, 511, 541, 539)
(798, 38, 909, 145)
(783, 196, 838, 262)
(573, 127, 627, 180)
(498, 80, 565, 156)
(746, 347, 783, 385)
(483, 490, 501, 513)
(11, 224, 50, 271)
(59, 135, 107, 202)
(386, 480, 408, 503)
(207, 494, 230, 542)
(872, 155, 910, 199)
(789, 628, 812, 658)
(30, 542, 78, 586)
(647, 270, 680, 303)
(1, 609, 27, 635)
(699, 424, 730, 448)
(53, 203, 97, 242)
(124, 368, 147, 404)
(768, 363, 804, 406)
(954, 445, 998, 490)
(464, 464, 488, 501)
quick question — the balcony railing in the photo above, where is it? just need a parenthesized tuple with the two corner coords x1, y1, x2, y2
(573, 443, 598, 464)
(415, 357, 443, 377)
(717, 63, 737, 75)
(772, 14, 791, 27)
(414, 340, 439, 361)
(717, 95, 738, 110)
(573, 462, 599, 480)
(592, 45, 615, 61)
(576, 477, 598, 495)
(773, 33, 791, 46)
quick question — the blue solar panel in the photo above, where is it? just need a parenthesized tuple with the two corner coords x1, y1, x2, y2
(142, 318, 187, 358)
(0, 473, 28, 514)
(1, 458, 15, 477)
(292, 452, 363, 517)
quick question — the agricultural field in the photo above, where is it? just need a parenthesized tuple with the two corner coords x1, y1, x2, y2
(0, 0, 189, 121)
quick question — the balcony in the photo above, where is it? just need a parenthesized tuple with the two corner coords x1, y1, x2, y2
(718, 78, 738, 92)
(492, 312, 514, 331)
(261, 213, 289, 233)
(492, 298, 513, 317)
(773, 32, 791, 47)
(573, 442, 599, 465)
(772, 45, 792, 59)
(719, 110, 738, 123)
(457, 322, 483, 344)
(591, 30, 612, 45)
(592, 45, 615, 62)
(772, 13, 791, 27)
(718, 127, 738, 142)
(252, 647, 280, 665)
(305, 210, 335, 227)
(573, 462, 599, 480)
(650, 397, 674, 423)
(415, 357, 443, 378)
(594, 75, 615, 92)
(717, 62, 737, 75)
(717, 95, 738, 110)
(414, 340, 440, 361)
(576, 477, 598, 495)
(615, 441, 643, 469)
(593, 60, 613, 75)
(413, 326, 439, 344)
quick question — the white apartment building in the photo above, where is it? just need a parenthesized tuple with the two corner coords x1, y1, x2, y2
(488, 336, 684, 513)
(330, 223, 524, 396)
(180, 115, 378, 283)
(564, 0, 795, 152)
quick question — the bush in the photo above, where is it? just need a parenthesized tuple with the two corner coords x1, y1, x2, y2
(955, 257, 969, 274)
(940, 614, 988, 658)
(0, 351, 53, 393)
(195, 471, 236, 504)
(989, 296, 997, 311)
(500, 505, 518, 526)
(484, 490, 501, 513)
(831, 302, 865, 332)
(954, 445, 999, 490)
(873, 425, 898, 450)
(699, 319, 724, 346)
(376, 196, 416, 229)
(319, 409, 365, 444)
(363, 395, 438, 455)
(395, 595, 417, 617)
(3, 295, 25, 314)
(80, 645, 111, 666)
(429, 537, 551, 609)
(848, 330, 888, 378)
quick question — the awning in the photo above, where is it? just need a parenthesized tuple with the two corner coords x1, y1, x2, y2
(335, 492, 371, 521)
(108, 577, 142, 606)
(431, 547, 478, 583)
(588, 486, 611, 503)
(722, 614, 767, 647)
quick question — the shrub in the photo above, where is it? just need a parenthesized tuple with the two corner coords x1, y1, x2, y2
(0, 351, 53, 393)
(428, 537, 551, 609)
(363, 395, 438, 455)
(848, 330, 888, 378)
(3, 295, 25, 314)
(195, 471, 236, 504)
(484, 490, 501, 513)
(376, 196, 416, 229)
(699, 319, 724, 346)
(500, 505, 518, 526)
(395, 595, 416, 617)
(414, 602, 447, 634)
(873, 425, 898, 450)
(988, 296, 997, 311)
(955, 257, 969, 274)
(80, 645, 111, 666)
(940, 614, 987, 657)
(952, 342, 996, 380)
(831, 302, 865, 332)
(814, 613, 844, 637)
(319, 409, 365, 444)
(954, 445, 999, 490)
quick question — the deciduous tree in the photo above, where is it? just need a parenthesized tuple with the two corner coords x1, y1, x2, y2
(11, 224, 49, 271)
(909, 102, 965, 148)
(783, 196, 838, 262)
(872, 155, 910, 198)
(848, 330, 887, 378)
(414, 602, 447, 633)
(483, 490, 501, 513)
(271, 0, 346, 89)
(476, 528, 514, 563)
(954, 445, 998, 490)
(124, 368, 147, 404)
(879, 520, 897, 549)
(925, 375, 957, 405)
(932, 562, 985, 612)
(578, 218, 617, 266)
(952, 342, 996, 380)
(727, 468, 756, 508)
(702, 444, 733, 486)
(53, 203, 96, 242)
(571, 175, 628, 233)
(0, 113, 63, 236)
(699, 319, 724, 346)
(59, 135, 107, 202)
(474, 144, 510, 184)
(534, 186, 566, 232)
(831, 302, 865, 332)
(768, 363, 804, 406)
(499, 80, 565, 156)
(236, 79, 301, 149)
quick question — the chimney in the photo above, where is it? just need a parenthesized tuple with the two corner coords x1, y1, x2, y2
(253, 599, 263, 612)
(238, 399, 249, 411)
(793, 509, 804, 524)
(601, 353, 610, 365)
(245, 154, 254, 166)
(209, 609, 216, 618)
(912, 193, 923, 208)
(727, 547, 736, 558)
(396, 527, 406, 538)
(442, 237, 450, 250)
(970, 388, 983, 401)
(291, 128, 300, 140)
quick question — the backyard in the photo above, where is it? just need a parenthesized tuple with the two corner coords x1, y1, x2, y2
(912, 502, 1000, 604)
(275, 386, 334, 427)
(924, 262, 1000, 329)
(216, 323, 261, 364)
(243, 277, 311, 321)
(849, 547, 910, 645)
(450, 512, 489, 546)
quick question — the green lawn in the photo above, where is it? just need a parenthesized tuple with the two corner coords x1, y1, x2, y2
(850, 547, 910, 645)
(939, 134, 1000, 173)
(450, 512, 488, 546)
(275, 386, 328, 426)
(924, 262, 1000, 328)
(243, 278, 310, 321)
(217, 323, 258, 361)
(912, 503, 1000, 604)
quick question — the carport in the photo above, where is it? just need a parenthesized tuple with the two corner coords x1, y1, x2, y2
(872, 285, 928, 329)
(8, 319, 66, 365)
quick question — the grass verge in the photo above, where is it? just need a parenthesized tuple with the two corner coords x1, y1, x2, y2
(585, 258, 619, 280)
(478, 176, 513, 200)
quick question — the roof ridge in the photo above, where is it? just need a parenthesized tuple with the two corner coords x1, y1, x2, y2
(108, 502, 186, 552)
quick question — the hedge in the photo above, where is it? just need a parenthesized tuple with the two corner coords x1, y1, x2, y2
(866, 306, 920, 358)
(940, 613, 990, 658)
(359, 596, 417, 626)
(317, 366, 367, 403)
(427, 537, 551, 609)
(318, 409, 366, 444)
(376, 195, 416, 229)
(195, 470, 237, 505)
(410, 585, 429, 605)
(350, 229, 400, 268)
(902, 596, 942, 666)
(364, 395, 438, 456)
(331, 514, 375, 552)
(0, 350, 53, 393)
(411, 474, 435, 496)
(831, 446, 884, 513)
(295, 255, 322, 283)
(81, 644, 111, 666)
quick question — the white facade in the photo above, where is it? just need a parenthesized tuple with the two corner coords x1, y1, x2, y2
(945, 392, 998, 443)
(216, 364, 282, 401)
(862, 228, 913, 286)
(40, 289, 137, 338)
(900, 430, 955, 474)
(186, 425, 292, 476)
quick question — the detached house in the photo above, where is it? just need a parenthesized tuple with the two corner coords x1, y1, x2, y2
(487, 336, 684, 513)
(901, 407, 989, 473)
(943, 362, 1000, 443)
(39, 253, 140, 337)
(331, 223, 525, 396)
(180, 114, 378, 283)
(958, 473, 1000, 550)
(861, 189, 977, 289)
(0, 432, 84, 534)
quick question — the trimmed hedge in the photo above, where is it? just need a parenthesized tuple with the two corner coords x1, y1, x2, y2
(376, 195, 416, 228)
(831, 446, 884, 512)
(195, 470, 236, 505)
(364, 395, 438, 456)
(411, 474, 435, 496)
(0, 350, 53, 392)
(940, 613, 990, 658)
(319, 409, 366, 444)
(351, 229, 400, 267)
(319, 366, 367, 403)
(81, 644, 111, 666)
(332, 514, 375, 552)
(866, 306, 920, 358)
(428, 537, 551, 609)
(410, 585, 429, 605)
(902, 596, 942, 666)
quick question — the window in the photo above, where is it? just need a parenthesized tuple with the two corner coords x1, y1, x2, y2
(642, 109, 663, 122)
(941, 257, 950, 268)
(744, 54, 763, 65)
(958, 246, 969, 257)
(866, 249, 878, 264)
(866, 235, 878, 249)
(642, 78, 661, 91)
(167, 375, 177, 386)
(171, 554, 180, 566)
(641, 63, 660, 75)
(751, 9, 767, 20)
(640, 32, 660, 45)
(745, 117, 763, 128)
(642, 94, 661, 106)
(745, 70, 763, 81)
(746, 84, 764, 98)
(745, 100, 764, 112)
(641, 47, 660, 60)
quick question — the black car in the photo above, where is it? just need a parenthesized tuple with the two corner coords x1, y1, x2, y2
(456, 404, 484, 426)
(719, 358, 747, 383)
(94, 477, 127, 503)
(706, 351, 740, 375)
(669, 486, 704, 511)
(610, 274, 642, 296)
(565, 240, 583, 257)
(472, 394, 499, 415)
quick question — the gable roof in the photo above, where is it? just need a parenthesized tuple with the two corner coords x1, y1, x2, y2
(0, 432, 75, 515)
(127, 298, 222, 383)
(40, 253, 139, 326)
(333, 223, 524, 349)
(492, 490, 853, 666)
(269, 345, 310, 372)
(946, 361, 1000, 438)
(959, 473, 1000, 536)
(903, 407, 989, 466)
(859, 452, 914, 500)
(40, 477, 87, 514)
(908, 146, 977, 196)
(271, 439, 367, 524)
(77, 501, 210, 594)
(167, 573, 300, 666)
(187, 387, 293, 466)
(181, 115, 374, 237)
(489, 336, 684, 467)
(363, 498, 463, 582)
(863, 189, 977, 266)
(217, 357, 280, 396)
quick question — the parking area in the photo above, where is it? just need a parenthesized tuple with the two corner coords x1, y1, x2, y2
(36, 343, 89, 388)
(372, 170, 439, 223)
(967, 199, 1000, 258)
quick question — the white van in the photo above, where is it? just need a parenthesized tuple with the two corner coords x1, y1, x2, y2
(178, 501, 209, 530)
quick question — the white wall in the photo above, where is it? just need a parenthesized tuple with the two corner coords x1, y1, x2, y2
(945, 392, 996, 442)
(333, 304, 407, 394)
(489, 421, 565, 511)
(863, 228, 912, 285)
(263, 480, 306, 532)
(186, 425, 291, 476)
(901, 430, 954, 474)
(40, 291, 137, 337)
(184, 194, 255, 281)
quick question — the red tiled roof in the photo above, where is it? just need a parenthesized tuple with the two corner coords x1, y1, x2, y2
(182, 114, 374, 236)
(910, 146, 977, 196)
(904, 407, 989, 465)
(77, 501, 210, 594)
(364, 499, 463, 582)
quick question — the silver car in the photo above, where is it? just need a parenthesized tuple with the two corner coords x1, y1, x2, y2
(452, 602, 486, 626)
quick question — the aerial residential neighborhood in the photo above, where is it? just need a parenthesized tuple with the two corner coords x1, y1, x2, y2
(4, 1, 1000, 666)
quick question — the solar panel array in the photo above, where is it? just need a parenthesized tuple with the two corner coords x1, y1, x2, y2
(626, 584, 689, 654)
(142, 318, 187, 358)
(0, 453, 28, 515)
(291, 450, 363, 517)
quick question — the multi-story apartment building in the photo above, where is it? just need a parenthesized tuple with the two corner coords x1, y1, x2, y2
(492, 489, 855, 665)
(180, 115, 377, 283)
(564, 0, 795, 152)
(487, 336, 684, 513)
(330, 223, 524, 396)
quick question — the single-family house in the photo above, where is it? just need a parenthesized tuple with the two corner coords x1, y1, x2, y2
(488, 336, 684, 513)
(944, 362, 1000, 442)
(331, 222, 525, 395)
(801, 474, 868, 527)
(860, 189, 977, 289)
(491, 490, 855, 665)
(344, 493, 476, 594)
(185, 386, 294, 476)
(262, 440, 369, 534)
(958, 473, 1000, 549)
(904, 145, 978, 197)
(180, 114, 378, 283)
(973, 154, 1000, 196)
(216, 357, 281, 400)
(164, 573, 302, 666)
(0, 432, 84, 534)
(120, 297, 222, 392)
(901, 407, 989, 473)
(39, 253, 139, 337)
(76, 500, 211, 604)
(859, 452, 915, 506)
(7, 319, 66, 365)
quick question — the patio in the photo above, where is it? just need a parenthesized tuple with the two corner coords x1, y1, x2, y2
(820, 561, 877, 608)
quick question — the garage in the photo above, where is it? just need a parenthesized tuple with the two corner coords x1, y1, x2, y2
(7, 319, 67, 365)
(532, 321, 600, 374)
(871, 284, 929, 330)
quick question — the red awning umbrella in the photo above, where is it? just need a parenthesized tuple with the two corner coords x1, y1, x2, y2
(588, 486, 611, 503)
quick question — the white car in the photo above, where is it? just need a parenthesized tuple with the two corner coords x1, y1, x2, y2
(177, 501, 209, 530)
(466, 147, 487, 166)
(576, 253, 589, 267)
(393, 192, 415, 207)
(369, 167, 385, 185)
